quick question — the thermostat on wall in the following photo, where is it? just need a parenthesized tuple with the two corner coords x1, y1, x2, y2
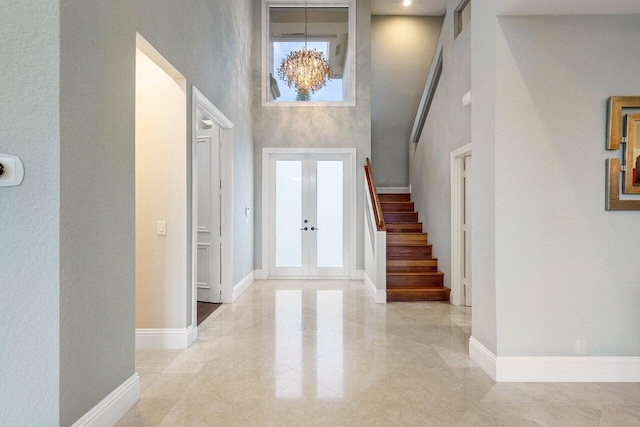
(0, 154, 25, 187)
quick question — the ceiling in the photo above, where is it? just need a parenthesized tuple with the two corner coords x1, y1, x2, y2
(500, 0, 640, 15)
(371, 0, 446, 16)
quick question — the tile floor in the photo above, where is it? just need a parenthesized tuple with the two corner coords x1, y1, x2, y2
(118, 280, 640, 426)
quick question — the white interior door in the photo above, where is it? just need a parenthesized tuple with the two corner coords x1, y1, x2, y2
(463, 156, 472, 307)
(196, 124, 221, 303)
(269, 154, 350, 278)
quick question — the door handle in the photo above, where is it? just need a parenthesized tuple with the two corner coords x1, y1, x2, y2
(310, 227, 319, 231)
(300, 227, 308, 231)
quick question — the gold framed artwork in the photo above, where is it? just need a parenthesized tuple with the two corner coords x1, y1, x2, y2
(606, 96, 640, 150)
(625, 114, 640, 194)
(605, 96, 640, 211)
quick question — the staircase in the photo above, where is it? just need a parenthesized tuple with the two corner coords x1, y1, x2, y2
(381, 193, 451, 302)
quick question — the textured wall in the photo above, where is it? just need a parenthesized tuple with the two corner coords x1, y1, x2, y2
(409, 0, 471, 294)
(59, 1, 254, 425)
(372, 15, 442, 187)
(494, 14, 640, 356)
(0, 1, 60, 425)
(252, 0, 372, 272)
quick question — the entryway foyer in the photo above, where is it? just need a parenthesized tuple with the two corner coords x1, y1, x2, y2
(119, 280, 637, 426)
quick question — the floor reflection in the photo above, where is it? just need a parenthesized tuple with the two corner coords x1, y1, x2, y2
(274, 288, 345, 399)
(316, 290, 344, 397)
(275, 290, 302, 398)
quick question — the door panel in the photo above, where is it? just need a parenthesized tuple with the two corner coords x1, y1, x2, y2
(272, 157, 308, 277)
(196, 127, 221, 303)
(464, 156, 472, 307)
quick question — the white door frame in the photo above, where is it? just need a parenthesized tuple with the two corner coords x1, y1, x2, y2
(191, 86, 234, 331)
(262, 148, 357, 280)
(451, 143, 471, 307)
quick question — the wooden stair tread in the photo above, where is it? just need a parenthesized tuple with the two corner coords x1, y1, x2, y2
(387, 271, 443, 276)
(379, 193, 411, 202)
(387, 287, 451, 302)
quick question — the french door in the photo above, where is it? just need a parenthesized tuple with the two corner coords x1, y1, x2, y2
(269, 154, 351, 278)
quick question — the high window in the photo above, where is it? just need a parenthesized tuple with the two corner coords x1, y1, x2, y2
(455, 0, 471, 39)
(262, 0, 356, 106)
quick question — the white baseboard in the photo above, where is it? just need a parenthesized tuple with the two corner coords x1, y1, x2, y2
(377, 186, 411, 194)
(470, 337, 640, 382)
(254, 269, 267, 280)
(232, 270, 255, 301)
(135, 325, 196, 350)
(469, 337, 497, 380)
(71, 373, 139, 427)
(363, 271, 387, 303)
(351, 269, 364, 280)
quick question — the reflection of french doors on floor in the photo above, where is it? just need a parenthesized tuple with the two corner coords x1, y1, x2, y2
(269, 154, 351, 278)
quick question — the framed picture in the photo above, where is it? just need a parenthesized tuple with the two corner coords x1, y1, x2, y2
(606, 96, 640, 211)
(625, 114, 640, 194)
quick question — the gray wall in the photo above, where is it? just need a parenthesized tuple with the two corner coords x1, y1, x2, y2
(469, 0, 508, 355)
(0, 1, 60, 425)
(493, 14, 640, 356)
(472, 1, 640, 357)
(409, 0, 470, 293)
(59, 1, 254, 425)
(372, 15, 442, 187)
(252, 0, 372, 272)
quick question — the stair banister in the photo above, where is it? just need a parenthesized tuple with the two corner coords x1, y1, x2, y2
(365, 158, 386, 231)
(364, 159, 387, 303)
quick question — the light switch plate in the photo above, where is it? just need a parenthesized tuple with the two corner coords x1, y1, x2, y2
(157, 221, 167, 235)
(0, 154, 25, 187)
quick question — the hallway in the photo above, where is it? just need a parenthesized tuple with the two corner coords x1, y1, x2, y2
(118, 280, 640, 426)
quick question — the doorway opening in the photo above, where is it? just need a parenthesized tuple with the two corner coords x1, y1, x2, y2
(451, 144, 472, 307)
(262, 149, 356, 279)
(135, 35, 189, 345)
(191, 87, 234, 328)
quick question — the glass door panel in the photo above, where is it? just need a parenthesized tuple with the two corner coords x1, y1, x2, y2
(315, 161, 344, 268)
(275, 160, 303, 267)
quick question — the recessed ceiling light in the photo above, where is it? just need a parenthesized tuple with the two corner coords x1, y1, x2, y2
(403, 0, 412, 6)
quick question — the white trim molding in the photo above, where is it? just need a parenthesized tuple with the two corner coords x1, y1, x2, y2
(470, 337, 640, 382)
(469, 337, 497, 380)
(191, 86, 235, 330)
(135, 325, 196, 350)
(377, 186, 411, 194)
(364, 271, 387, 304)
(71, 374, 139, 427)
(351, 269, 364, 280)
(450, 143, 472, 307)
(254, 269, 267, 280)
(232, 270, 255, 302)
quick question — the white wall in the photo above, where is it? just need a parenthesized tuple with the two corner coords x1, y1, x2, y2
(371, 15, 443, 187)
(409, 0, 471, 293)
(135, 48, 187, 329)
(0, 1, 60, 425)
(493, 14, 640, 357)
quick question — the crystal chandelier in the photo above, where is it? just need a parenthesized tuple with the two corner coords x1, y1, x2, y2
(277, 1, 332, 95)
